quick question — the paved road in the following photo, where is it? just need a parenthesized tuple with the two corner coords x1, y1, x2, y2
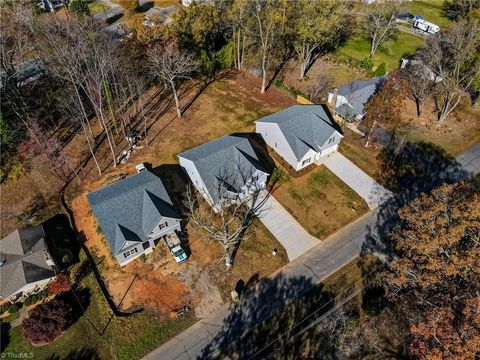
(92, 0, 123, 21)
(456, 143, 480, 176)
(257, 191, 318, 261)
(144, 144, 479, 360)
(323, 152, 394, 209)
(144, 210, 384, 360)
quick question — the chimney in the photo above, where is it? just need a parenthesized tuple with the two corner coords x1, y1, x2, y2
(331, 88, 338, 107)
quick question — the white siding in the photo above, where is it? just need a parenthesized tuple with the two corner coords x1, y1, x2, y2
(178, 157, 215, 206)
(256, 122, 299, 170)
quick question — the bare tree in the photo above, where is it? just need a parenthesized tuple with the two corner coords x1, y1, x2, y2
(248, 0, 284, 94)
(309, 73, 333, 103)
(58, 90, 102, 175)
(401, 62, 433, 117)
(147, 44, 198, 118)
(183, 164, 269, 268)
(423, 20, 480, 122)
(363, 4, 400, 57)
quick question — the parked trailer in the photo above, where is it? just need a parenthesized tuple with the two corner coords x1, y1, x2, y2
(164, 231, 187, 263)
(413, 19, 440, 34)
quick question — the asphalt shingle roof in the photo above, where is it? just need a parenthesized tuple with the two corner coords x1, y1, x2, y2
(256, 105, 340, 161)
(0, 225, 55, 299)
(87, 170, 180, 255)
(178, 135, 267, 204)
(335, 77, 384, 118)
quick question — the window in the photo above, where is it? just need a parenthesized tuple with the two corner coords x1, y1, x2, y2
(275, 142, 277, 148)
(252, 175, 258, 182)
(143, 242, 151, 250)
(302, 158, 311, 166)
(123, 247, 138, 258)
(159, 221, 168, 229)
(328, 137, 335, 144)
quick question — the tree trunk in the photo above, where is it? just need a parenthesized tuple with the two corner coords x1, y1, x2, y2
(170, 80, 182, 118)
(83, 124, 102, 175)
(261, 53, 267, 94)
(415, 98, 421, 117)
(224, 248, 232, 268)
(98, 109, 117, 167)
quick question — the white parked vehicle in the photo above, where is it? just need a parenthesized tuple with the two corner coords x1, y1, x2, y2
(165, 232, 188, 263)
(413, 19, 440, 34)
(135, 163, 146, 173)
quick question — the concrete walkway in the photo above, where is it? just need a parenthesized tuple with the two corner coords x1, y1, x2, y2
(257, 191, 318, 261)
(456, 143, 480, 176)
(144, 143, 480, 360)
(322, 152, 394, 209)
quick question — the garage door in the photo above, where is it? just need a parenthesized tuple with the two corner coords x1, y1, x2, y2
(320, 144, 338, 157)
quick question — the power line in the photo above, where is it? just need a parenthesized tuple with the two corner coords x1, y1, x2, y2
(246, 262, 385, 360)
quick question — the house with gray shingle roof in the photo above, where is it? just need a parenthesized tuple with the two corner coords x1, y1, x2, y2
(178, 135, 269, 209)
(87, 170, 182, 266)
(328, 77, 384, 121)
(256, 105, 343, 171)
(0, 225, 57, 303)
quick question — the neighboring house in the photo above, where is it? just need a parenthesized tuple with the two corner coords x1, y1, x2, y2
(400, 56, 442, 82)
(0, 59, 46, 88)
(142, 6, 179, 27)
(256, 105, 343, 172)
(87, 170, 182, 266)
(178, 135, 269, 209)
(328, 77, 384, 121)
(0, 225, 57, 304)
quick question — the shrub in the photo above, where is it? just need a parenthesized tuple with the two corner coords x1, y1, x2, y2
(69, 0, 90, 15)
(360, 57, 373, 71)
(49, 274, 72, 294)
(6, 303, 20, 314)
(22, 294, 76, 344)
(375, 62, 386, 77)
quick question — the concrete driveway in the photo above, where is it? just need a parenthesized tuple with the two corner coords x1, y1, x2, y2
(456, 143, 480, 176)
(322, 152, 393, 210)
(257, 191, 318, 261)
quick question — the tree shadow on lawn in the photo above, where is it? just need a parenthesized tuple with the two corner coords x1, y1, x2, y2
(361, 137, 470, 264)
(46, 346, 101, 360)
(0, 322, 11, 353)
(198, 272, 339, 359)
(43, 214, 80, 270)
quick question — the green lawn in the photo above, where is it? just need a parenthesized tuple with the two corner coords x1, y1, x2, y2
(404, 0, 452, 29)
(272, 165, 369, 239)
(3, 252, 196, 360)
(88, 1, 110, 15)
(337, 30, 425, 71)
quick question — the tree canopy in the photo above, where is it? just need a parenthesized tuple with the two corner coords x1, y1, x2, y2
(383, 182, 480, 359)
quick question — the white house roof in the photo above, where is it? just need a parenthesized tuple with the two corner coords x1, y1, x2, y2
(256, 105, 341, 161)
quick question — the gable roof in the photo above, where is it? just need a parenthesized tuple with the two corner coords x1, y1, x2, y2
(178, 135, 268, 205)
(335, 77, 384, 117)
(256, 105, 342, 161)
(87, 170, 181, 255)
(0, 225, 56, 299)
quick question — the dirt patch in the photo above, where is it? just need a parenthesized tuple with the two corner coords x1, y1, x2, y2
(276, 57, 367, 99)
(175, 261, 224, 318)
(70, 191, 191, 314)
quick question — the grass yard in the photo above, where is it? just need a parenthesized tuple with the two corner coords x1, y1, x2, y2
(339, 129, 384, 184)
(404, 0, 452, 29)
(272, 165, 369, 239)
(88, 1, 110, 15)
(337, 30, 425, 71)
(2, 252, 196, 360)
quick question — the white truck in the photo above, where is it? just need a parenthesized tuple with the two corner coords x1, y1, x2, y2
(165, 231, 187, 263)
(413, 19, 440, 34)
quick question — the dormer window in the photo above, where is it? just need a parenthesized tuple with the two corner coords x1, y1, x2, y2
(159, 221, 168, 230)
(328, 137, 335, 144)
